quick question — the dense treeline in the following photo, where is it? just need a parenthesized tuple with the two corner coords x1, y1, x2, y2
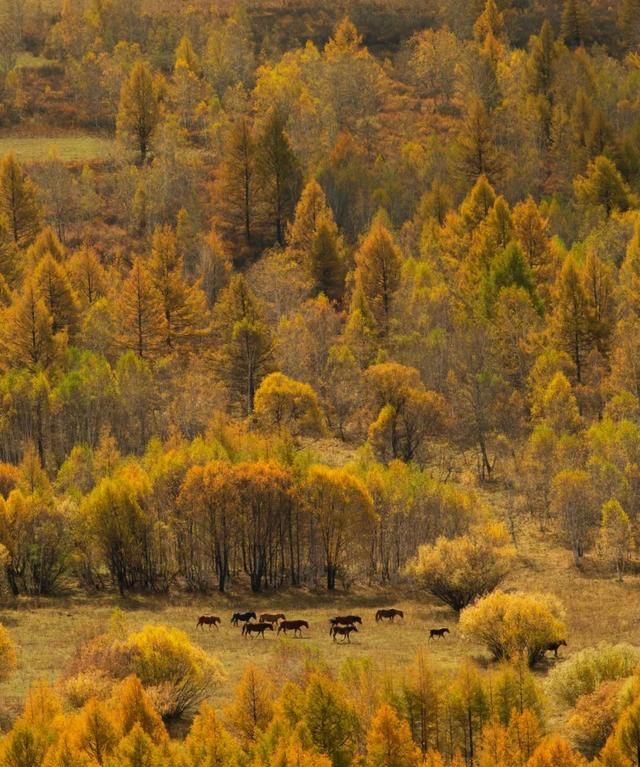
(0, 427, 480, 595)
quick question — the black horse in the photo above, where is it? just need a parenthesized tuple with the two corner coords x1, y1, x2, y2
(231, 611, 257, 626)
(545, 639, 567, 658)
(329, 615, 362, 627)
(330, 625, 358, 642)
(243, 622, 274, 638)
(429, 627, 450, 639)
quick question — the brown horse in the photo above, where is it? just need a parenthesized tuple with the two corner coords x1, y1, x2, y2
(329, 615, 362, 627)
(330, 625, 358, 643)
(375, 608, 404, 623)
(196, 615, 221, 630)
(242, 622, 274, 639)
(429, 627, 450, 639)
(259, 612, 286, 625)
(545, 639, 567, 657)
(277, 619, 309, 637)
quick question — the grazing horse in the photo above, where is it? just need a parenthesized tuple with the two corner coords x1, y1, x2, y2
(329, 615, 363, 627)
(375, 608, 404, 623)
(196, 615, 221, 630)
(429, 627, 450, 640)
(545, 639, 567, 658)
(330, 625, 358, 643)
(231, 611, 257, 626)
(277, 619, 309, 637)
(259, 612, 286, 625)
(242, 622, 274, 639)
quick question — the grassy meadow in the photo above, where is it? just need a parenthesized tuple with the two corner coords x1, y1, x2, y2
(0, 135, 115, 163)
(1, 515, 638, 731)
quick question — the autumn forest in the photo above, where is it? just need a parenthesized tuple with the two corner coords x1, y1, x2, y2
(2, 0, 640, 766)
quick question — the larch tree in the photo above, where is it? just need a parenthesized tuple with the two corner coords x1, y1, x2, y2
(225, 664, 274, 744)
(574, 156, 631, 217)
(0, 278, 55, 370)
(214, 275, 272, 416)
(215, 116, 257, 247)
(66, 246, 108, 309)
(303, 674, 360, 767)
(116, 61, 162, 165)
(116, 258, 167, 360)
(354, 218, 402, 337)
(456, 100, 502, 184)
(287, 179, 344, 299)
(33, 252, 80, 338)
(256, 108, 301, 246)
(366, 705, 421, 767)
(147, 225, 208, 352)
(528, 20, 556, 98)
(552, 255, 592, 384)
(0, 153, 40, 246)
(561, 0, 589, 48)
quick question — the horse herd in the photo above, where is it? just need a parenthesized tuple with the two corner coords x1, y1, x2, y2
(194, 607, 453, 644)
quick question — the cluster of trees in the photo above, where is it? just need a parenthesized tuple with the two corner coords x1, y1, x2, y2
(5, 614, 640, 767)
(0, 427, 481, 596)
(2, 0, 640, 580)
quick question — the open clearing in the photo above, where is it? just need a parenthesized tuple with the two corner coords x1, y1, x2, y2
(0, 135, 115, 163)
(2, 519, 640, 730)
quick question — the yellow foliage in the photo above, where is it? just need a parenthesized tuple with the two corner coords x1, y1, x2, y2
(459, 590, 566, 667)
(0, 622, 16, 682)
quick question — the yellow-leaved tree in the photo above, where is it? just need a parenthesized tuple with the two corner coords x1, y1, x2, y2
(301, 465, 374, 590)
(408, 523, 516, 612)
(459, 591, 566, 667)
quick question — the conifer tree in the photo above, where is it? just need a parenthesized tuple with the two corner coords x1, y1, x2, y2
(256, 108, 301, 245)
(561, 0, 589, 48)
(148, 225, 207, 351)
(214, 274, 272, 415)
(33, 252, 80, 337)
(116, 61, 161, 165)
(1, 278, 54, 369)
(0, 153, 40, 246)
(354, 217, 402, 337)
(116, 258, 167, 359)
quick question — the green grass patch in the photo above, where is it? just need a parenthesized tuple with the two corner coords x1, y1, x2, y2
(15, 52, 57, 70)
(0, 136, 114, 163)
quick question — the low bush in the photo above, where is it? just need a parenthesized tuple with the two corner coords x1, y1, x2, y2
(459, 591, 565, 667)
(546, 643, 640, 707)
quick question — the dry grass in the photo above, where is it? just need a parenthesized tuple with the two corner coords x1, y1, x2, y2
(1, 491, 638, 735)
(0, 135, 114, 163)
(0, 588, 474, 720)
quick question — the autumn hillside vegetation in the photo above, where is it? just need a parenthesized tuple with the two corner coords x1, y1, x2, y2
(3, 0, 640, 765)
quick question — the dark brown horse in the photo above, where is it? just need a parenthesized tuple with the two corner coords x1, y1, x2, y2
(242, 622, 274, 638)
(231, 611, 257, 626)
(259, 612, 286, 625)
(375, 608, 404, 623)
(545, 639, 567, 657)
(329, 615, 362, 627)
(277, 619, 309, 637)
(330, 625, 358, 642)
(429, 627, 450, 639)
(196, 615, 221, 630)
